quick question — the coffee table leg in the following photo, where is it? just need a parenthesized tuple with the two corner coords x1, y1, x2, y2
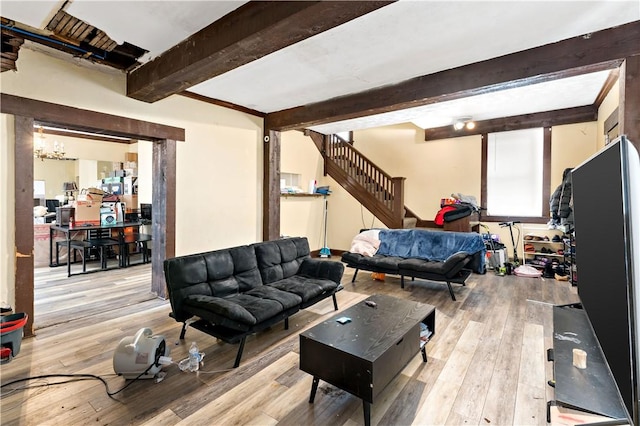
(421, 345, 428, 363)
(309, 376, 320, 403)
(363, 400, 371, 426)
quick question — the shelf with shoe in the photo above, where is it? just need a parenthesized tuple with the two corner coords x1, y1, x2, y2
(521, 227, 570, 279)
(562, 231, 577, 285)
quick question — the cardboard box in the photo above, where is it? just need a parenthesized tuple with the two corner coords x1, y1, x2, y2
(120, 194, 138, 211)
(73, 200, 100, 225)
(125, 153, 138, 162)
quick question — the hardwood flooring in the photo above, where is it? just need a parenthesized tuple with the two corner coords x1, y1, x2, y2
(1, 263, 579, 425)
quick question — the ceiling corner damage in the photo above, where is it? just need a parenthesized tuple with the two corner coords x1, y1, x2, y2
(1, 7, 147, 72)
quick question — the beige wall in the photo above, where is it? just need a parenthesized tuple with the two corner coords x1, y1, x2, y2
(0, 48, 263, 308)
(597, 80, 620, 149)
(319, 121, 601, 258)
(280, 131, 326, 250)
(1, 115, 16, 308)
(34, 159, 76, 200)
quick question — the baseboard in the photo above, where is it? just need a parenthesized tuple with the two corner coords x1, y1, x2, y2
(310, 248, 346, 258)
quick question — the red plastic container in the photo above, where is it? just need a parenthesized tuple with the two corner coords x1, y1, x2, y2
(1, 312, 28, 364)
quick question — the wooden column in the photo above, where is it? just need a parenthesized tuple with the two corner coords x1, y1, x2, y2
(619, 56, 640, 152)
(14, 116, 35, 336)
(263, 129, 281, 241)
(151, 139, 176, 298)
(542, 127, 552, 219)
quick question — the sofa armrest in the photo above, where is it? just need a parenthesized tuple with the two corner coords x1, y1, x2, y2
(298, 258, 345, 285)
(442, 251, 472, 277)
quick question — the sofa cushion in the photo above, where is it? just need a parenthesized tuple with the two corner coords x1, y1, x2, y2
(229, 246, 264, 291)
(184, 293, 283, 330)
(266, 275, 330, 302)
(342, 253, 404, 273)
(398, 258, 449, 275)
(253, 238, 309, 284)
(399, 251, 470, 278)
(244, 285, 302, 310)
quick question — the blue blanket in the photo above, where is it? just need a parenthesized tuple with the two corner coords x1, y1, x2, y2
(377, 229, 485, 272)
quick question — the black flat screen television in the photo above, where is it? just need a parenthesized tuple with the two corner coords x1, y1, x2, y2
(572, 135, 640, 424)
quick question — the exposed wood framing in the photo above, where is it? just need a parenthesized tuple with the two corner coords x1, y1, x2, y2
(266, 21, 640, 131)
(594, 68, 620, 108)
(127, 1, 395, 102)
(542, 127, 552, 220)
(152, 140, 176, 298)
(1, 94, 184, 141)
(179, 92, 265, 118)
(424, 106, 597, 141)
(1, 31, 23, 72)
(618, 56, 640, 151)
(263, 129, 281, 242)
(14, 116, 35, 336)
(2, 94, 183, 332)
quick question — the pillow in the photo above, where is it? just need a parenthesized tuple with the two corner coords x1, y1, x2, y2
(349, 230, 381, 257)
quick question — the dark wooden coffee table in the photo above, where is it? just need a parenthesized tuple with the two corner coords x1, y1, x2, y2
(299, 294, 436, 426)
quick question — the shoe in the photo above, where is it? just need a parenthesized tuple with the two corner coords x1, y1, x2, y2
(557, 249, 564, 255)
(552, 235, 562, 242)
(555, 272, 569, 281)
(543, 236, 550, 241)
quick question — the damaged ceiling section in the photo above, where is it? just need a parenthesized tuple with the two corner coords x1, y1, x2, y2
(1, 6, 147, 73)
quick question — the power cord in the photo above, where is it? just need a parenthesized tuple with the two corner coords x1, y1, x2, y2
(1, 352, 161, 399)
(360, 204, 374, 230)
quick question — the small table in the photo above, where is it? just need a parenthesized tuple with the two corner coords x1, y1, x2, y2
(300, 294, 435, 426)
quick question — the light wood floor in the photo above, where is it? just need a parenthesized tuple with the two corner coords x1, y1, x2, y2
(1, 262, 579, 425)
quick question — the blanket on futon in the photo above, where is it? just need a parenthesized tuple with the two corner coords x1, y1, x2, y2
(377, 229, 486, 273)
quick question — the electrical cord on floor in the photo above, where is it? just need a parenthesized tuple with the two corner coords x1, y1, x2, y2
(0, 353, 160, 399)
(360, 204, 374, 230)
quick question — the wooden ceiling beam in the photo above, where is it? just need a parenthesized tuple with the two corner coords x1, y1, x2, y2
(265, 20, 640, 132)
(424, 105, 598, 141)
(1, 93, 185, 141)
(127, 1, 395, 103)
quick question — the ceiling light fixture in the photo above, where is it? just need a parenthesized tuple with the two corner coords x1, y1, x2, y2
(33, 126, 65, 160)
(453, 117, 475, 131)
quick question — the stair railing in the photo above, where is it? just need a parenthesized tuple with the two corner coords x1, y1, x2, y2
(324, 134, 405, 228)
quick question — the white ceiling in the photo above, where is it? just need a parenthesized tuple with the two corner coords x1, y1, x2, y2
(2, 1, 639, 133)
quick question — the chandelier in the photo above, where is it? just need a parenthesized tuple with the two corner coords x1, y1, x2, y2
(34, 126, 65, 160)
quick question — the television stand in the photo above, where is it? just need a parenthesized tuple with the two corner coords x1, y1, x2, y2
(547, 304, 628, 423)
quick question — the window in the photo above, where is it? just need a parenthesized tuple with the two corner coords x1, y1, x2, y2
(486, 128, 545, 217)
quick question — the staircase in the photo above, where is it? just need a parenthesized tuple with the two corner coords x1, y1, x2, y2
(306, 131, 422, 229)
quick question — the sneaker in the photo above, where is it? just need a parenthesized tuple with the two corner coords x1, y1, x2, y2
(555, 272, 569, 281)
(552, 235, 562, 242)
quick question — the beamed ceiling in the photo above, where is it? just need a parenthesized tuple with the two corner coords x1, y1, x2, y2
(1, 1, 639, 136)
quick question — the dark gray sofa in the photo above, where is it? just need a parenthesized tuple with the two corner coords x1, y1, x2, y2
(342, 229, 486, 301)
(164, 237, 344, 367)
(342, 251, 473, 301)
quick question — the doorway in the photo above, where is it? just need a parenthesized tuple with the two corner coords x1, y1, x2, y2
(2, 93, 184, 336)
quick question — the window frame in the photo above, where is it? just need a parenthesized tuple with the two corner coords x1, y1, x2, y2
(480, 127, 551, 224)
